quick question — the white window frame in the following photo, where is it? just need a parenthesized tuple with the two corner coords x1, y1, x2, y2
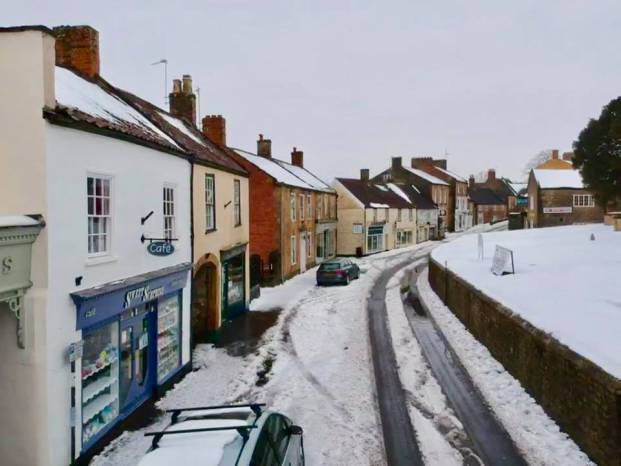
(87, 174, 113, 257)
(290, 235, 297, 265)
(299, 194, 305, 220)
(233, 179, 241, 226)
(409, 209, 414, 222)
(573, 194, 594, 207)
(163, 184, 176, 240)
(290, 192, 297, 221)
(205, 174, 216, 231)
(307, 194, 312, 219)
(397, 209, 402, 222)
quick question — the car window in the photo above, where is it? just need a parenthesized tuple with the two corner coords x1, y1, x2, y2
(319, 263, 340, 271)
(250, 415, 291, 466)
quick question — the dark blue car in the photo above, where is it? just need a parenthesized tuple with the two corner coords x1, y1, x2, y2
(316, 259, 360, 286)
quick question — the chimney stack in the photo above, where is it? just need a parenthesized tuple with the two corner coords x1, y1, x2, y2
(551, 149, 559, 160)
(469, 175, 475, 188)
(202, 115, 226, 147)
(411, 157, 433, 169)
(432, 159, 447, 170)
(487, 169, 496, 182)
(291, 147, 304, 168)
(562, 151, 574, 162)
(169, 74, 196, 126)
(391, 157, 402, 170)
(53, 25, 100, 79)
(257, 134, 272, 158)
(360, 169, 370, 181)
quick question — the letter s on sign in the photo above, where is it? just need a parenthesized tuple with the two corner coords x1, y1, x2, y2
(2, 257, 13, 274)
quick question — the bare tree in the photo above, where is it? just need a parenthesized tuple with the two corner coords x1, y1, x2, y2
(523, 149, 553, 176)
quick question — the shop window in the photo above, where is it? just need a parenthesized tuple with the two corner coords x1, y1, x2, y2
(87, 175, 111, 256)
(205, 174, 215, 231)
(163, 185, 175, 240)
(234, 179, 241, 226)
(81, 321, 119, 445)
(158, 294, 181, 382)
(290, 235, 297, 265)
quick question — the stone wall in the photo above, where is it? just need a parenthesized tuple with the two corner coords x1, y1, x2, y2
(428, 259, 621, 466)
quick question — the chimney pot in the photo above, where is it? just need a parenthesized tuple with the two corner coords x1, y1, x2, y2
(257, 134, 272, 158)
(291, 147, 304, 168)
(487, 169, 496, 182)
(469, 175, 475, 188)
(53, 25, 100, 79)
(202, 115, 227, 147)
(182, 74, 192, 94)
(360, 169, 370, 181)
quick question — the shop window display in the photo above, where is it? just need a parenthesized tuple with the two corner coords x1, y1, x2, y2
(81, 322, 119, 445)
(157, 294, 181, 382)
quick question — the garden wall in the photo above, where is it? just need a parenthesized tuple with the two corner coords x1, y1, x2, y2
(428, 259, 621, 466)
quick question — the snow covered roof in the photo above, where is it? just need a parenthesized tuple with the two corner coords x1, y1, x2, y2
(386, 183, 412, 204)
(158, 111, 206, 146)
(54, 66, 181, 151)
(404, 167, 448, 185)
(434, 166, 467, 183)
(233, 149, 333, 192)
(532, 169, 584, 189)
(336, 178, 437, 210)
(508, 182, 527, 196)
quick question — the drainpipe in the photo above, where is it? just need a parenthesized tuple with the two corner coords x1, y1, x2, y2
(189, 158, 195, 361)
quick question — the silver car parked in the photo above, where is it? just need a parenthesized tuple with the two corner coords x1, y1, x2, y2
(139, 403, 304, 466)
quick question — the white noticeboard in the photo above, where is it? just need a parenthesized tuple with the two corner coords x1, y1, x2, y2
(491, 245, 515, 276)
(543, 206, 572, 214)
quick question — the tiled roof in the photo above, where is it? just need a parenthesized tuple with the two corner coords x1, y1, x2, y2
(336, 179, 437, 209)
(114, 89, 247, 174)
(469, 188, 505, 205)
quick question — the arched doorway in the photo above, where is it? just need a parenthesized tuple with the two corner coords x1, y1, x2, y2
(192, 255, 220, 345)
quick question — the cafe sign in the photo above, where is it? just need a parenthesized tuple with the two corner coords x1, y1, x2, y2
(147, 241, 175, 256)
(0, 217, 44, 348)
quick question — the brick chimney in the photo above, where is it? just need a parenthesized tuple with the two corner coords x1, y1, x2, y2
(291, 147, 304, 167)
(391, 157, 402, 170)
(411, 157, 433, 169)
(202, 115, 226, 147)
(487, 169, 496, 182)
(469, 175, 475, 188)
(169, 75, 196, 126)
(551, 149, 559, 160)
(432, 159, 447, 170)
(562, 151, 573, 161)
(360, 169, 370, 181)
(257, 134, 272, 158)
(53, 25, 100, 79)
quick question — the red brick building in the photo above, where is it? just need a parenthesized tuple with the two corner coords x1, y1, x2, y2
(228, 136, 337, 285)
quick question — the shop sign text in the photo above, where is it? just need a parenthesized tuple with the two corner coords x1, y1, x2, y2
(124, 285, 165, 309)
(147, 241, 175, 256)
(1, 256, 13, 274)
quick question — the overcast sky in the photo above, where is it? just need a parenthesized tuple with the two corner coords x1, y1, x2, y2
(5, 1, 621, 182)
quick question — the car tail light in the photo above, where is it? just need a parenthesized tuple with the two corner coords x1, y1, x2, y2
(336, 270, 345, 277)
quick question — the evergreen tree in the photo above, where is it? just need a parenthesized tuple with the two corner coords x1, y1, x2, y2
(573, 97, 621, 209)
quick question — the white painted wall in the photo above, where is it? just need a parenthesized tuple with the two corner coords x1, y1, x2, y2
(44, 124, 192, 464)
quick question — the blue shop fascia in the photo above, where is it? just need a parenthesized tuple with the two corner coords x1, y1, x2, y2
(70, 262, 191, 454)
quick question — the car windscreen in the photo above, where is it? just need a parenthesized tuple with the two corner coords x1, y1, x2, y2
(319, 263, 341, 271)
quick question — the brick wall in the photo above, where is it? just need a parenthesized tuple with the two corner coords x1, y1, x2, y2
(428, 259, 621, 466)
(538, 189, 604, 227)
(476, 204, 507, 224)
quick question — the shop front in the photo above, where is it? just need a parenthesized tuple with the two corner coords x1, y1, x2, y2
(70, 263, 190, 453)
(315, 223, 337, 263)
(221, 244, 247, 321)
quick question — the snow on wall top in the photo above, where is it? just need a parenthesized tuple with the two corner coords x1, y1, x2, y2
(54, 66, 181, 150)
(404, 167, 448, 185)
(0, 216, 41, 228)
(233, 149, 333, 192)
(532, 169, 584, 189)
(432, 224, 621, 378)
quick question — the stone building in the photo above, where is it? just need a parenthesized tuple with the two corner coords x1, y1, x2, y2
(334, 170, 438, 256)
(527, 169, 604, 228)
(228, 139, 337, 285)
(373, 157, 450, 236)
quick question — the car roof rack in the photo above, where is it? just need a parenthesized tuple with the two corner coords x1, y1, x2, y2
(166, 403, 266, 424)
(145, 425, 258, 449)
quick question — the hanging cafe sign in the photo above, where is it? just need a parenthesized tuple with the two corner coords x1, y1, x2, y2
(141, 234, 176, 257)
(0, 216, 44, 348)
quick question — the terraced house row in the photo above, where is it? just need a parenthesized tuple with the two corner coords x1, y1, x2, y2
(0, 24, 336, 466)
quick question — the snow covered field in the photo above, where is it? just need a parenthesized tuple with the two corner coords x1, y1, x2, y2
(431, 223, 621, 379)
